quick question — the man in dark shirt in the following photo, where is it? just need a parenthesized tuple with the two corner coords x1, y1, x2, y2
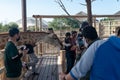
(64, 32, 72, 74)
(4, 27, 28, 80)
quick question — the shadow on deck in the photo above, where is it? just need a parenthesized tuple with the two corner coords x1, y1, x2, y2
(23, 54, 59, 80)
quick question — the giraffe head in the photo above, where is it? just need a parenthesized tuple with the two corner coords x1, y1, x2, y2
(44, 33, 63, 49)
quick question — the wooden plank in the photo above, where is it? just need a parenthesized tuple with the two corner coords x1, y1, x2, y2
(22, 57, 43, 80)
(51, 55, 58, 80)
(42, 55, 52, 80)
(58, 55, 63, 80)
(37, 55, 50, 80)
(33, 57, 44, 80)
(24, 55, 59, 80)
(38, 55, 59, 80)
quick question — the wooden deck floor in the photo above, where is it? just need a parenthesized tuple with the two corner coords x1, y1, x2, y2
(23, 54, 59, 80)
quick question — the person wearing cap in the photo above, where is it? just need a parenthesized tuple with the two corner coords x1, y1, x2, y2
(79, 21, 89, 32)
(75, 22, 89, 63)
(75, 33, 85, 63)
(79, 21, 89, 48)
(78, 21, 89, 49)
(4, 27, 28, 80)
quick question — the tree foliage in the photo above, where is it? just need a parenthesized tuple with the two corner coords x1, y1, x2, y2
(55, 0, 93, 26)
(48, 18, 80, 30)
(100, 18, 114, 21)
(0, 22, 18, 32)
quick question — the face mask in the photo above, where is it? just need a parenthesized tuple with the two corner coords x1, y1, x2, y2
(16, 36, 20, 42)
(83, 37, 88, 48)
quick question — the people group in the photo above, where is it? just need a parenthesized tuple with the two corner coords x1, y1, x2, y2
(4, 27, 39, 80)
(3, 22, 120, 80)
(61, 22, 120, 80)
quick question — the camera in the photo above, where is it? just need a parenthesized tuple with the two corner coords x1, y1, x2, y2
(20, 45, 27, 51)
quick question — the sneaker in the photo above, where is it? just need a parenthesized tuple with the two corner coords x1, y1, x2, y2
(24, 70, 32, 78)
(32, 72, 39, 75)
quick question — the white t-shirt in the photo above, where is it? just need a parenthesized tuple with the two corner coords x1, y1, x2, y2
(70, 40, 106, 79)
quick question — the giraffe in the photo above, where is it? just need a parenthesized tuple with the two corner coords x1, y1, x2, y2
(0, 31, 63, 50)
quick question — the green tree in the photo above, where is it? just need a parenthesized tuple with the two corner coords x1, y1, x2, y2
(4, 22, 18, 32)
(48, 18, 80, 30)
(28, 26, 36, 31)
(0, 22, 18, 32)
(8, 22, 18, 28)
(0, 23, 3, 32)
(65, 18, 80, 28)
(55, 0, 93, 26)
(48, 18, 61, 30)
(2, 24, 10, 32)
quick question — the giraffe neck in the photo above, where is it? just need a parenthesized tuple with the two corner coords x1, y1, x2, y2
(18, 32, 49, 45)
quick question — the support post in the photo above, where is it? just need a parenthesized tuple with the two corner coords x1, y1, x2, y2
(21, 0, 27, 32)
(35, 18, 38, 31)
(60, 50, 66, 72)
(93, 17, 96, 28)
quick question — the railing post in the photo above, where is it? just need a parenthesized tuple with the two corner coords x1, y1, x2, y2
(0, 51, 6, 80)
(93, 17, 96, 29)
(34, 44, 39, 56)
(58, 50, 66, 80)
(39, 42, 43, 56)
(35, 18, 38, 31)
(37, 42, 43, 56)
(60, 50, 66, 73)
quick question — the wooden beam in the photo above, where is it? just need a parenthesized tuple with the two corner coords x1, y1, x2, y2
(33, 15, 120, 18)
(39, 18, 42, 31)
(35, 18, 38, 31)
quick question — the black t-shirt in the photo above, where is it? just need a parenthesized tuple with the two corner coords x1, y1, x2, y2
(4, 41, 22, 78)
(64, 37, 72, 51)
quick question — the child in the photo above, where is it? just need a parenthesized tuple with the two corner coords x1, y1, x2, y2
(20, 44, 39, 76)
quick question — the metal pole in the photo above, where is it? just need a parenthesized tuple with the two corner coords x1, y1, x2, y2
(22, 0, 27, 32)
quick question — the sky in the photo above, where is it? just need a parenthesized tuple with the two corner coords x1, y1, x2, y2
(0, 0, 120, 23)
